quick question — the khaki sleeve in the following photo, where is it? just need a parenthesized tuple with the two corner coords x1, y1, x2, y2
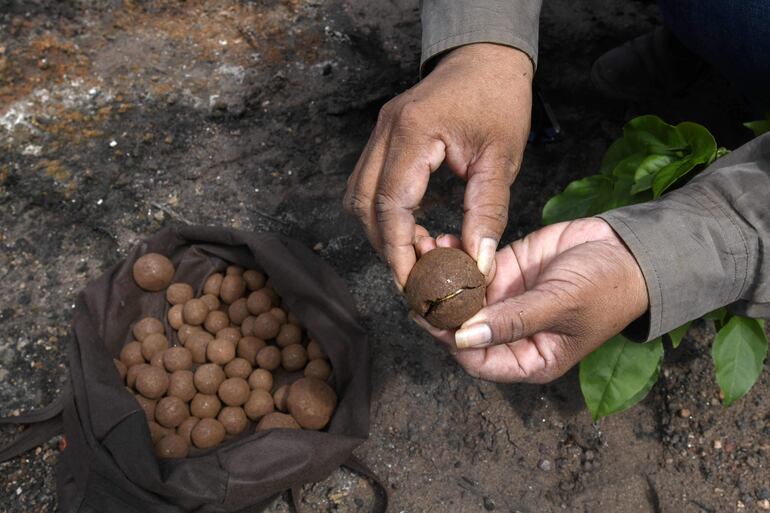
(598, 133, 770, 341)
(420, 0, 543, 75)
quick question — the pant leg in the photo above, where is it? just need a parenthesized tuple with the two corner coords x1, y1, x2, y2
(660, 0, 770, 116)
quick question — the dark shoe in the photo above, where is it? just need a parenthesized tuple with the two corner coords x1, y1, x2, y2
(591, 27, 708, 101)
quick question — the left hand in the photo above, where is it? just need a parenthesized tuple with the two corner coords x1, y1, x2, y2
(411, 218, 649, 384)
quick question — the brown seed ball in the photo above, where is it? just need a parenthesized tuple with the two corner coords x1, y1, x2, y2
(237, 336, 266, 365)
(248, 368, 273, 391)
(200, 293, 220, 312)
(225, 358, 252, 379)
(273, 385, 290, 412)
(148, 421, 173, 444)
(261, 287, 280, 307)
(135, 366, 169, 400)
(243, 270, 266, 291)
(176, 416, 200, 446)
(155, 396, 189, 428)
(194, 363, 226, 394)
(135, 395, 156, 422)
(185, 337, 209, 365)
(241, 316, 257, 337)
(306, 340, 327, 361)
(256, 413, 300, 431)
(167, 304, 184, 330)
(253, 313, 280, 340)
(220, 275, 246, 305)
(133, 253, 175, 292)
(155, 433, 189, 459)
(203, 273, 224, 296)
(304, 359, 332, 381)
(256, 346, 281, 371)
(207, 338, 236, 365)
(269, 307, 288, 325)
(244, 389, 275, 420)
(166, 283, 194, 305)
(168, 370, 196, 402)
(287, 378, 337, 430)
(126, 363, 150, 389)
(114, 359, 127, 382)
(141, 333, 169, 361)
(177, 324, 201, 345)
(190, 393, 221, 419)
(246, 290, 272, 316)
(228, 298, 249, 325)
(217, 327, 241, 345)
(164, 346, 193, 372)
(120, 341, 145, 368)
(276, 324, 301, 348)
(218, 378, 250, 406)
(133, 317, 164, 341)
(183, 299, 209, 326)
(203, 310, 229, 334)
(191, 418, 226, 449)
(281, 344, 308, 372)
(150, 350, 166, 368)
(226, 264, 244, 275)
(218, 406, 248, 435)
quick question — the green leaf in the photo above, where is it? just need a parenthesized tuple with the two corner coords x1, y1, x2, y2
(630, 154, 677, 194)
(542, 175, 613, 225)
(704, 308, 727, 322)
(744, 120, 770, 137)
(599, 138, 635, 176)
(617, 358, 661, 411)
(668, 321, 692, 348)
(652, 122, 717, 197)
(712, 317, 768, 406)
(623, 115, 685, 155)
(580, 335, 664, 420)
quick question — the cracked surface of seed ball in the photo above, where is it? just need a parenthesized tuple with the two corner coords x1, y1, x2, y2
(404, 247, 486, 329)
(133, 253, 175, 291)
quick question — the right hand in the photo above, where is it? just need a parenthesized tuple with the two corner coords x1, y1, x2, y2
(343, 43, 534, 289)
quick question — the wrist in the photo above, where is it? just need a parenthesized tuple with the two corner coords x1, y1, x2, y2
(431, 43, 534, 81)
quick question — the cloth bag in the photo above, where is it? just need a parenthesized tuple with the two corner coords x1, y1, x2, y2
(0, 225, 383, 512)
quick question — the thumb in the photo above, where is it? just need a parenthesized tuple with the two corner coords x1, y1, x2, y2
(454, 288, 562, 349)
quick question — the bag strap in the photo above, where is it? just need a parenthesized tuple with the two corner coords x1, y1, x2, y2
(0, 386, 69, 462)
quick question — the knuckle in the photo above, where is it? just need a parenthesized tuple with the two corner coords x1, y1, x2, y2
(344, 191, 371, 218)
(394, 101, 423, 127)
(374, 190, 399, 218)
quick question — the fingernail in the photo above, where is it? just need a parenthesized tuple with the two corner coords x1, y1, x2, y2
(408, 312, 432, 330)
(392, 273, 404, 294)
(477, 238, 497, 276)
(455, 323, 492, 349)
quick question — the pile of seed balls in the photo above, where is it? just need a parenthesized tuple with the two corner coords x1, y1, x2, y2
(116, 252, 337, 459)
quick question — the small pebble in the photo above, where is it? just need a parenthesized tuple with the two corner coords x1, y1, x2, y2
(679, 408, 691, 418)
(538, 459, 551, 472)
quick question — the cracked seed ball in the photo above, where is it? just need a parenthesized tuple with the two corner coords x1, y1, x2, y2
(135, 366, 169, 399)
(190, 393, 221, 419)
(204, 310, 229, 334)
(276, 324, 301, 348)
(404, 247, 486, 330)
(218, 406, 248, 435)
(114, 359, 127, 382)
(256, 345, 281, 371)
(253, 313, 280, 340)
(203, 273, 224, 296)
(270, 307, 287, 325)
(306, 340, 327, 361)
(244, 389, 275, 420)
(133, 317, 164, 341)
(177, 324, 201, 345)
(186, 332, 213, 364)
(226, 265, 244, 276)
(218, 377, 250, 406)
(281, 344, 307, 372)
(166, 283, 194, 305)
(155, 433, 189, 459)
(120, 341, 146, 368)
(304, 359, 332, 381)
(228, 298, 249, 325)
(133, 253, 175, 292)
(164, 346, 193, 372)
(168, 370, 196, 402)
(273, 385, 289, 412)
(141, 333, 169, 361)
(183, 299, 209, 326)
(256, 413, 300, 431)
(217, 327, 241, 345)
(207, 338, 235, 365)
(246, 290, 272, 316)
(167, 304, 184, 330)
(220, 275, 246, 304)
(148, 421, 173, 444)
(287, 378, 337, 430)
(200, 293, 220, 312)
(248, 368, 273, 391)
(135, 395, 156, 422)
(176, 416, 199, 445)
(155, 396, 189, 428)
(191, 418, 226, 449)
(150, 350, 166, 368)
(225, 358, 252, 379)
(194, 363, 226, 394)
(243, 270, 266, 291)
(126, 363, 150, 388)
(237, 336, 266, 365)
